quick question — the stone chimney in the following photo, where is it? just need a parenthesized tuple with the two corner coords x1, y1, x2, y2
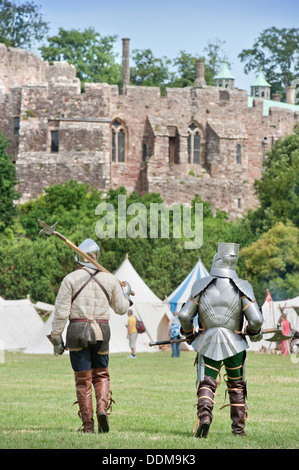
(286, 85, 295, 104)
(272, 93, 281, 102)
(194, 59, 206, 87)
(121, 38, 130, 94)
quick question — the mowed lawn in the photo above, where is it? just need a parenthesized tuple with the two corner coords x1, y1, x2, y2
(0, 350, 298, 450)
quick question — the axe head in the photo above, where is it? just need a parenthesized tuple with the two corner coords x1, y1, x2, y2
(38, 219, 58, 237)
(265, 330, 293, 342)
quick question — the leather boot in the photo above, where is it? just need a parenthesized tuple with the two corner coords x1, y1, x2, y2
(74, 370, 94, 433)
(227, 380, 247, 435)
(195, 376, 217, 438)
(92, 367, 114, 433)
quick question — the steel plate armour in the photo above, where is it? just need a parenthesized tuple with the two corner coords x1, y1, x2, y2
(191, 278, 249, 361)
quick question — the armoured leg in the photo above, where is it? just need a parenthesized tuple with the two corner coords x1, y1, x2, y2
(226, 380, 247, 435)
(195, 376, 218, 438)
(92, 367, 114, 433)
(74, 370, 94, 433)
(221, 352, 247, 435)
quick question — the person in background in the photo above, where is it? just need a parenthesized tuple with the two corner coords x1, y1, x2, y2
(279, 313, 291, 356)
(127, 309, 137, 358)
(168, 311, 181, 357)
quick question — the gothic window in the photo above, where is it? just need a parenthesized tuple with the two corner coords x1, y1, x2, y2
(188, 123, 201, 164)
(112, 120, 126, 162)
(51, 130, 59, 153)
(236, 144, 241, 164)
(13, 117, 20, 135)
(142, 143, 147, 161)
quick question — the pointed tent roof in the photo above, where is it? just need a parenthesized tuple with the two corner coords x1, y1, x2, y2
(251, 68, 271, 88)
(114, 255, 161, 304)
(214, 62, 235, 80)
(167, 257, 209, 314)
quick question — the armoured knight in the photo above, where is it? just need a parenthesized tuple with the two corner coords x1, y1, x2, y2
(179, 242, 263, 438)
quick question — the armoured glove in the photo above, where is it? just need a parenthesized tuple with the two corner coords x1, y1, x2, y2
(180, 327, 194, 345)
(122, 281, 133, 306)
(245, 327, 262, 342)
(47, 335, 65, 355)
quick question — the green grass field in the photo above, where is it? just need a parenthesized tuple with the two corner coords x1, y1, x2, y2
(0, 350, 298, 450)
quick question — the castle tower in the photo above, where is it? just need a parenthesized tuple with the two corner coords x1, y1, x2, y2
(250, 68, 271, 99)
(213, 62, 235, 90)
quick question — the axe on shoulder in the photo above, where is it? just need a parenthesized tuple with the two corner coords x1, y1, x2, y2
(38, 219, 134, 294)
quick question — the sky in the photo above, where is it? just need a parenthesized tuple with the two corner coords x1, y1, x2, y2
(37, 0, 299, 94)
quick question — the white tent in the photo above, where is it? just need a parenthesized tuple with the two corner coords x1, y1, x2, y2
(24, 303, 62, 354)
(248, 295, 299, 352)
(0, 298, 44, 351)
(167, 256, 209, 314)
(113, 255, 174, 352)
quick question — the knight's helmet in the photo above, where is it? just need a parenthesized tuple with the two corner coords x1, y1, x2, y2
(210, 242, 239, 278)
(75, 238, 100, 269)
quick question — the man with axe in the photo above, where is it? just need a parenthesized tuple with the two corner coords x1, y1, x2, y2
(178, 242, 263, 438)
(39, 221, 133, 434)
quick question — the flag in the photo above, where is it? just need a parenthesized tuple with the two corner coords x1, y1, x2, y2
(266, 289, 272, 303)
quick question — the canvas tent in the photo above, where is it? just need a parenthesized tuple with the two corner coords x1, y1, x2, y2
(247, 295, 299, 352)
(167, 256, 209, 314)
(24, 303, 61, 354)
(0, 298, 44, 351)
(112, 255, 174, 352)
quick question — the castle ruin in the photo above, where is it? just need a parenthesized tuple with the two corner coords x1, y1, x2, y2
(0, 39, 298, 217)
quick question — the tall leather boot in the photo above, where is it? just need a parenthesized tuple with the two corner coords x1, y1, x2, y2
(195, 376, 217, 438)
(92, 367, 114, 433)
(227, 380, 247, 435)
(74, 370, 94, 433)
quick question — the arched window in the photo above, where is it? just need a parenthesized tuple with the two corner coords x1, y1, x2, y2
(236, 144, 241, 164)
(112, 120, 126, 162)
(188, 123, 201, 164)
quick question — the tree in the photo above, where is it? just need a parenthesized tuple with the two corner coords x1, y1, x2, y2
(170, 39, 231, 88)
(240, 222, 299, 304)
(0, 0, 49, 50)
(130, 48, 172, 93)
(0, 132, 19, 231)
(40, 27, 122, 89)
(238, 27, 299, 98)
(203, 38, 232, 84)
(248, 124, 299, 233)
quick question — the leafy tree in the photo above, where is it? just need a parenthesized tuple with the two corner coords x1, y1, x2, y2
(170, 39, 231, 88)
(130, 48, 172, 93)
(0, 0, 49, 50)
(40, 27, 122, 89)
(248, 124, 299, 233)
(240, 222, 299, 304)
(238, 27, 299, 98)
(203, 38, 232, 83)
(0, 132, 19, 231)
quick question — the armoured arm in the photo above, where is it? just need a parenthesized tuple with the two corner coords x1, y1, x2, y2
(242, 296, 263, 341)
(178, 295, 199, 338)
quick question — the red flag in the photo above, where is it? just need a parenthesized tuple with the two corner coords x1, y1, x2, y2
(266, 289, 272, 303)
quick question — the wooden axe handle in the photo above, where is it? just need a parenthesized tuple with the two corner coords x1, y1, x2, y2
(55, 232, 135, 295)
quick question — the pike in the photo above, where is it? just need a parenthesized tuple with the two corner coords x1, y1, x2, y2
(38, 219, 134, 294)
(149, 328, 293, 347)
